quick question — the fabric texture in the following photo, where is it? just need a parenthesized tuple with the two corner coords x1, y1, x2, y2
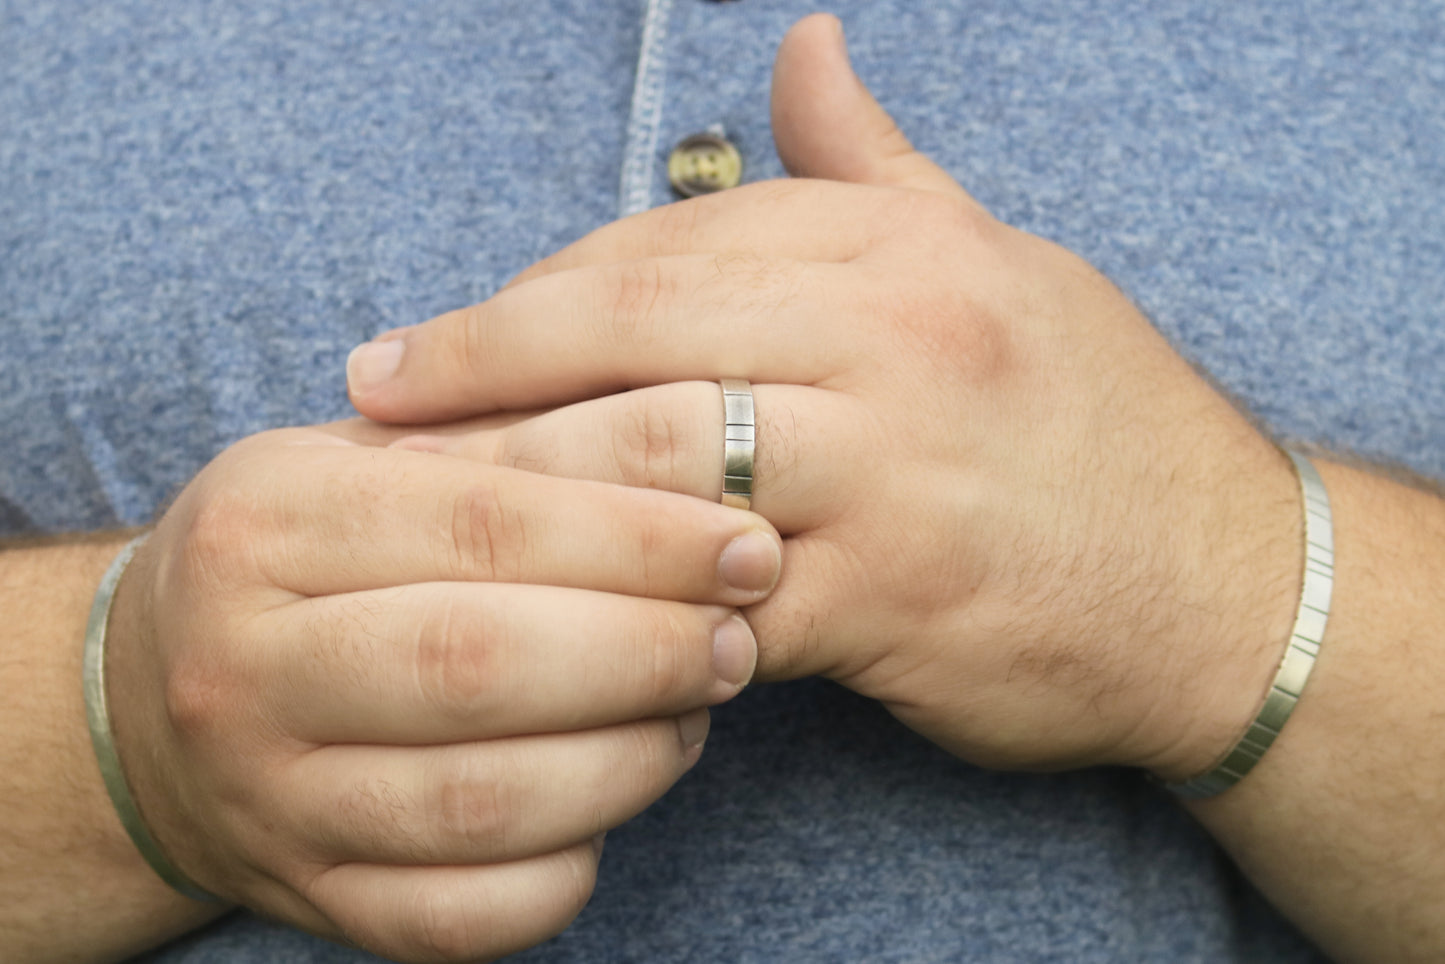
(6, 0, 1442, 959)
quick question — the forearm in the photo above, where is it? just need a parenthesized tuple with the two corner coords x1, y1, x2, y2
(0, 534, 223, 963)
(1188, 461, 1445, 962)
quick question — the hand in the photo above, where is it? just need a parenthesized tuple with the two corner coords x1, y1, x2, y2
(344, 15, 1307, 780)
(101, 424, 781, 962)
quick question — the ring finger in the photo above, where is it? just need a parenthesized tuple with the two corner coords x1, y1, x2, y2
(390, 382, 860, 535)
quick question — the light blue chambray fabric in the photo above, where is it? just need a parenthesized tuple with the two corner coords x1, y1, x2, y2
(6, 0, 1443, 959)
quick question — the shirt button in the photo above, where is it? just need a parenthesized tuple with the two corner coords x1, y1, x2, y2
(668, 132, 743, 197)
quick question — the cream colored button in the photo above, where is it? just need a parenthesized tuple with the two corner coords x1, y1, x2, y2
(668, 133, 743, 197)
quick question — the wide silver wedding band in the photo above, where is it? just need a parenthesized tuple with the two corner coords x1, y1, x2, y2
(719, 379, 754, 510)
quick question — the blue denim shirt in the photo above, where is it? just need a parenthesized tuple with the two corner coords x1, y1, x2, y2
(6, 0, 1442, 960)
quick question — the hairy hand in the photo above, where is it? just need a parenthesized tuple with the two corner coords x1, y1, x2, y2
(346, 15, 1302, 779)
(102, 425, 779, 962)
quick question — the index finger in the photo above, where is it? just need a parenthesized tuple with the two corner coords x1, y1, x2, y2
(347, 253, 865, 423)
(186, 435, 784, 606)
(345, 180, 924, 425)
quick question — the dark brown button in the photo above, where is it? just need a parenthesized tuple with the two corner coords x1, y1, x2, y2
(668, 132, 743, 197)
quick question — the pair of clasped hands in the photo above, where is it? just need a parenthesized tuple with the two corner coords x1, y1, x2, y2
(105, 16, 1300, 963)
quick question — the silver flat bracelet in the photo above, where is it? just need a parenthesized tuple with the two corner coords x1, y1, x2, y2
(1167, 450, 1334, 799)
(84, 535, 218, 901)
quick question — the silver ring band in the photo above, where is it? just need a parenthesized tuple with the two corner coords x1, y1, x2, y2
(719, 379, 754, 510)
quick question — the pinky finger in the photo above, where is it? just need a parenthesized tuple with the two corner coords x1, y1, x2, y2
(305, 841, 601, 964)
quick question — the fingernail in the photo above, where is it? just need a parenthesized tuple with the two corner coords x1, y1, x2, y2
(677, 708, 711, 751)
(712, 614, 758, 688)
(717, 531, 782, 595)
(346, 339, 405, 396)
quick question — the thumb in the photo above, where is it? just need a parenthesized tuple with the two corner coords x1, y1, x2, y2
(770, 14, 975, 201)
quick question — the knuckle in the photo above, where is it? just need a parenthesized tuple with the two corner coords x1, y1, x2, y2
(498, 425, 561, 475)
(598, 260, 670, 351)
(447, 480, 525, 581)
(707, 249, 779, 284)
(452, 305, 491, 379)
(612, 394, 693, 490)
(172, 432, 310, 592)
(414, 596, 499, 718)
(649, 198, 703, 252)
(429, 764, 511, 855)
(177, 484, 265, 589)
(636, 608, 695, 704)
(878, 278, 1013, 384)
(163, 650, 236, 741)
(403, 886, 486, 963)
(629, 507, 674, 599)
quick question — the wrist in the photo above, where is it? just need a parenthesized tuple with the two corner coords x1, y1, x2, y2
(0, 535, 216, 962)
(1173, 463, 1445, 960)
(1164, 450, 1334, 794)
(1128, 435, 1307, 781)
(87, 537, 219, 901)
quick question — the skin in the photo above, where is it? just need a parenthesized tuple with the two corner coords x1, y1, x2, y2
(0, 533, 222, 964)
(350, 16, 1302, 778)
(345, 15, 1445, 962)
(0, 425, 782, 963)
(4, 12, 1442, 964)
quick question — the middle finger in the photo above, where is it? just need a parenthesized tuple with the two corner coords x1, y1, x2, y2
(262, 582, 753, 744)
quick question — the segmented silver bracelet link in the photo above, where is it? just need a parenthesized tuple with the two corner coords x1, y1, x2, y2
(1167, 450, 1334, 799)
(84, 535, 219, 901)
(720, 378, 755, 510)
